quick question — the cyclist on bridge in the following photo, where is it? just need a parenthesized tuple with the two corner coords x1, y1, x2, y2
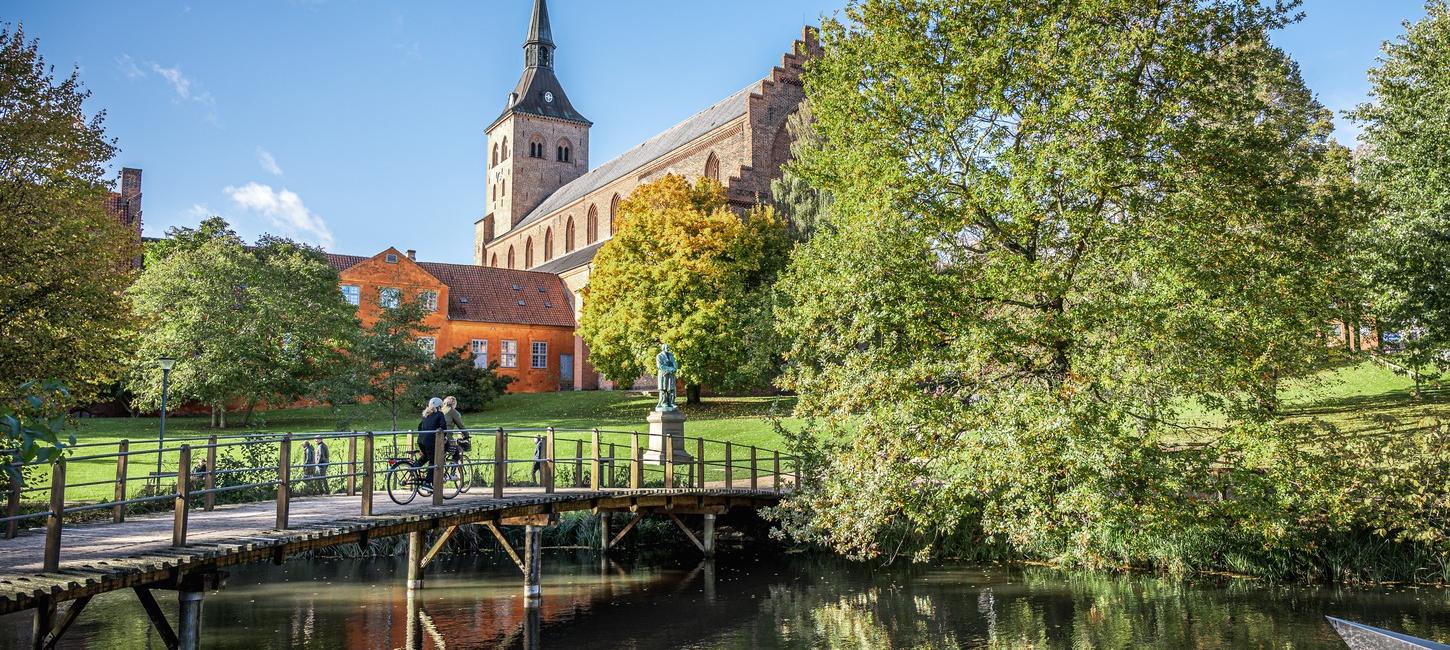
(417, 397, 448, 488)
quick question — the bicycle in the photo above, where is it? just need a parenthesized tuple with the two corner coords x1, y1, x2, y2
(385, 439, 467, 505)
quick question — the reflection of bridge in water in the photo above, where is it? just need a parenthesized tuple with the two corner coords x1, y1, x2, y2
(0, 427, 797, 649)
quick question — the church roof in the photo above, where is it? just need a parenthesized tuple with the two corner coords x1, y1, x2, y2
(530, 241, 604, 275)
(507, 82, 755, 235)
(326, 253, 575, 327)
(490, 0, 589, 128)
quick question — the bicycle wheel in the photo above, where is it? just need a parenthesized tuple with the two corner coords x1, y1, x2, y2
(454, 453, 471, 494)
(386, 462, 418, 505)
(443, 459, 465, 499)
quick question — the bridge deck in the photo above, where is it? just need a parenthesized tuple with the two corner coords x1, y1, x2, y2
(0, 485, 782, 616)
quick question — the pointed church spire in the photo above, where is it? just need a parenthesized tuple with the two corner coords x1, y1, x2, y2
(524, 0, 555, 69)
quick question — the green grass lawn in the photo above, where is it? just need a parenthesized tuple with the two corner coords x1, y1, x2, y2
(27, 391, 801, 507)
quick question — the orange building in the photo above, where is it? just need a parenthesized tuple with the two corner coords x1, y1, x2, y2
(326, 248, 577, 393)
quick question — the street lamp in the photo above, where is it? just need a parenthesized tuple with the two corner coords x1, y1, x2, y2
(157, 356, 175, 476)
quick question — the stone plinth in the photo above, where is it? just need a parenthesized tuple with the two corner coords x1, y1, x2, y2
(643, 409, 692, 464)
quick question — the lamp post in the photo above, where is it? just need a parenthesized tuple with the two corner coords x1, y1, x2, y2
(158, 356, 175, 477)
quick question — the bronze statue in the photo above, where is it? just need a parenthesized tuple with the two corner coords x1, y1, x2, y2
(655, 344, 678, 411)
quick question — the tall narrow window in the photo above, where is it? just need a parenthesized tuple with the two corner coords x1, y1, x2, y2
(491, 253, 499, 267)
(500, 340, 518, 368)
(419, 290, 439, 312)
(609, 194, 621, 235)
(340, 284, 360, 306)
(471, 339, 488, 368)
(525, 237, 534, 267)
(379, 287, 401, 309)
(544, 228, 554, 261)
(531, 341, 548, 369)
(507, 246, 516, 269)
(565, 217, 576, 253)
(491, 143, 498, 166)
(704, 152, 720, 182)
(501, 136, 509, 160)
(587, 206, 598, 244)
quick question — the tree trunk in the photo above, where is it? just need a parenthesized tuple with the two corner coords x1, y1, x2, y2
(241, 401, 256, 427)
(219, 406, 227, 429)
(210, 405, 218, 429)
(686, 384, 702, 405)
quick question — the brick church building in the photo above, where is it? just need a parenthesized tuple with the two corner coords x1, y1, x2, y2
(329, 0, 816, 392)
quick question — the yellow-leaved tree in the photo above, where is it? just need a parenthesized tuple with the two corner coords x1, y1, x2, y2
(578, 175, 790, 404)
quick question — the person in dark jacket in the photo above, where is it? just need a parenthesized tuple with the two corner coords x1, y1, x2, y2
(417, 397, 447, 488)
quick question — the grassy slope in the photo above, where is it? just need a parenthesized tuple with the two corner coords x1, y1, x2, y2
(40, 392, 800, 504)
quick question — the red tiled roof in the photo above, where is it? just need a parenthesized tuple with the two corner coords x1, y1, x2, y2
(325, 253, 575, 328)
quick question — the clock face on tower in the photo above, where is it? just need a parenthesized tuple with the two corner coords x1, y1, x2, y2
(543, 91, 554, 103)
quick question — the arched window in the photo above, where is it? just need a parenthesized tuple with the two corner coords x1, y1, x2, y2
(586, 206, 598, 244)
(525, 237, 534, 268)
(502, 136, 509, 160)
(529, 133, 545, 159)
(704, 152, 720, 182)
(556, 138, 572, 163)
(492, 143, 498, 166)
(502, 178, 506, 196)
(544, 228, 554, 261)
(491, 184, 496, 203)
(491, 253, 498, 267)
(507, 246, 516, 269)
(565, 217, 576, 253)
(609, 194, 621, 235)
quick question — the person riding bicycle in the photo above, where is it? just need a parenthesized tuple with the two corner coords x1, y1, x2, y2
(417, 397, 448, 487)
(442, 396, 469, 450)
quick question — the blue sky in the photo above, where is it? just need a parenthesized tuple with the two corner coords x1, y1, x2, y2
(4, 0, 1429, 263)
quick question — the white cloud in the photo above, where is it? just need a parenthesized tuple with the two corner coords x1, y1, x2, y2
(187, 203, 214, 219)
(224, 182, 334, 249)
(256, 147, 284, 176)
(150, 63, 193, 99)
(116, 54, 145, 79)
(119, 59, 218, 124)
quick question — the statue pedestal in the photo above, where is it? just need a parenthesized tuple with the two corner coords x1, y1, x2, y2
(643, 409, 691, 464)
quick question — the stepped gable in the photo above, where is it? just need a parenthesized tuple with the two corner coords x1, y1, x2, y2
(325, 253, 574, 327)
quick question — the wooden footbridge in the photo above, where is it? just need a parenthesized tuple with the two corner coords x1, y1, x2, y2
(0, 427, 799, 649)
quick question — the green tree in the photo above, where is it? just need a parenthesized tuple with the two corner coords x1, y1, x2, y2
(773, 0, 1354, 566)
(771, 103, 833, 241)
(415, 347, 514, 413)
(127, 219, 359, 426)
(0, 25, 137, 405)
(1352, 0, 1450, 392)
(578, 175, 791, 404)
(353, 298, 435, 431)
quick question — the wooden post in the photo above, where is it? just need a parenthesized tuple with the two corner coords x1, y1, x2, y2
(43, 461, 64, 572)
(493, 428, 506, 499)
(276, 435, 291, 530)
(697, 437, 705, 488)
(407, 530, 424, 591)
(608, 443, 617, 488)
(630, 433, 641, 489)
(112, 440, 129, 525)
(361, 433, 375, 517)
(749, 446, 758, 491)
(431, 432, 446, 507)
(589, 428, 601, 491)
(574, 439, 584, 488)
(599, 513, 611, 551)
(173, 445, 191, 547)
(6, 465, 20, 539)
(664, 434, 674, 488)
(724, 442, 733, 490)
(523, 525, 542, 607)
(544, 427, 556, 493)
(347, 433, 358, 496)
(773, 450, 781, 495)
(703, 513, 717, 557)
(203, 435, 217, 512)
(177, 585, 204, 650)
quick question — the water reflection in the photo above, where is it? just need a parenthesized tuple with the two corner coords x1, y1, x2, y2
(5, 548, 1450, 648)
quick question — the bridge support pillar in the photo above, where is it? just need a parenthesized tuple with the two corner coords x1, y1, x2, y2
(702, 514, 716, 558)
(407, 531, 425, 591)
(599, 513, 610, 552)
(523, 525, 542, 607)
(177, 586, 203, 650)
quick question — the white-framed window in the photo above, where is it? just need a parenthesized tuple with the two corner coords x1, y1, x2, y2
(531, 341, 548, 369)
(385, 253, 399, 264)
(420, 290, 439, 312)
(417, 337, 436, 356)
(340, 284, 360, 306)
(471, 339, 488, 368)
(379, 287, 401, 309)
(500, 340, 518, 368)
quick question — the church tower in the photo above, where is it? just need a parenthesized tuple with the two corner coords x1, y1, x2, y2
(476, 0, 591, 265)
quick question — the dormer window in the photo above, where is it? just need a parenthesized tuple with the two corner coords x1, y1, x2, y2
(517, 300, 526, 306)
(459, 297, 470, 304)
(511, 284, 522, 291)
(385, 254, 399, 264)
(537, 287, 546, 293)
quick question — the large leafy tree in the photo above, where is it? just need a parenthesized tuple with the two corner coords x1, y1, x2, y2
(127, 218, 358, 426)
(1352, 0, 1450, 390)
(773, 0, 1354, 566)
(578, 175, 790, 403)
(0, 25, 137, 405)
(351, 298, 436, 431)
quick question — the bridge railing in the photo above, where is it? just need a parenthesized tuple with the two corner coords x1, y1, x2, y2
(0, 427, 800, 572)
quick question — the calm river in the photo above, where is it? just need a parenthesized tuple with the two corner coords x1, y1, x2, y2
(5, 547, 1450, 648)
